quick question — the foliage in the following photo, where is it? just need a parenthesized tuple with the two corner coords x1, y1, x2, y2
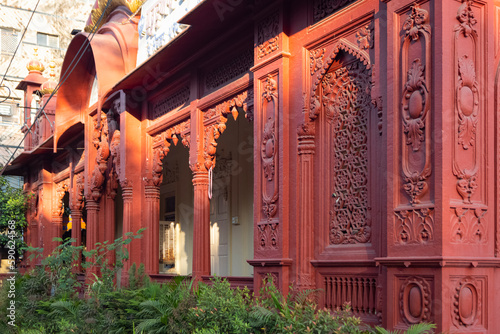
(373, 323, 436, 334)
(0, 176, 28, 261)
(0, 249, 437, 334)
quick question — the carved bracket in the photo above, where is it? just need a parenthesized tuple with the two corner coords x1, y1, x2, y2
(90, 112, 110, 202)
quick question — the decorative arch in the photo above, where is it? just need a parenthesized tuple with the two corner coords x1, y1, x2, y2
(309, 38, 371, 121)
(54, 6, 138, 150)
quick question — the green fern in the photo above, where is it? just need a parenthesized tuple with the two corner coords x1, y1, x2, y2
(374, 322, 436, 334)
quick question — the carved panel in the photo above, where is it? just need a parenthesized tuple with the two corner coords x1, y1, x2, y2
(257, 12, 279, 59)
(310, 48, 325, 76)
(259, 272, 280, 290)
(452, 1, 480, 204)
(450, 207, 487, 244)
(323, 275, 378, 319)
(107, 130, 120, 199)
(394, 208, 434, 244)
(205, 49, 254, 90)
(399, 276, 432, 325)
(356, 21, 374, 50)
(90, 112, 110, 202)
(74, 173, 85, 210)
(256, 74, 279, 251)
(53, 180, 69, 217)
(203, 89, 252, 170)
(150, 119, 190, 187)
(151, 86, 190, 120)
(313, 0, 357, 23)
(320, 60, 371, 245)
(451, 276, 485, 329)
(400, 4, 432, 206)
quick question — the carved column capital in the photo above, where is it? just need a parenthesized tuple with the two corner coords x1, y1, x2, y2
(297, 122, 316, 155)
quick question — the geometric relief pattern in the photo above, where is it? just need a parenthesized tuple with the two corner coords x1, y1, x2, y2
(322, 61, 371, 244)
(394, 208, 434, 244)
(450, 207, 487, 244)
(313, 0, 357, 23)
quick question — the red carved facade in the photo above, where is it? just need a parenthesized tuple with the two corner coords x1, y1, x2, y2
(4, 0, 500, 332)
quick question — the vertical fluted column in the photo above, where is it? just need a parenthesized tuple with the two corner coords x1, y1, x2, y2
(104, 195, 116, 267)
(144, 183, 160, 275)
(70, 206, 82, 271)
(120, 180, 134, 285)
(297, 123, 316, 289)
(191, 165, 211, 280)
(85, 199, 99, 279)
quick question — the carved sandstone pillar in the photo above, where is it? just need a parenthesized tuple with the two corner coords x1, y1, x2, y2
(144, 183, 160, 275)
(70, 206, 82, 271)
(120, 179, 134, 285)
(297, 123, 316, 289)
(191, 163, 211, 280)
(85, 199, 99, 279)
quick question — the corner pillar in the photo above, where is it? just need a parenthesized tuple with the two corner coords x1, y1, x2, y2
(144, 183, 160, 275)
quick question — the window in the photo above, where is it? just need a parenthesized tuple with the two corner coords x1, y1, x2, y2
(37, 32, 59, 48)
(1, 28, 20, 55)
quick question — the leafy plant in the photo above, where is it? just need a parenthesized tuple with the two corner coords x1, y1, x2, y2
(373, 323, 436, 334)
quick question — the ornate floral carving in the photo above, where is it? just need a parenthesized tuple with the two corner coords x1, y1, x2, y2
(399, 276, 432, 325)
(309, 40, 371, 121)
(322, 61, 371, 244)
(152, 134, 171, 187)
(90, 112, 110, 202)
(107, 130, 121, 199)
(75, 174, 85, 210)
(455, 0, 477, 37)
(401, 58, 431, 205)
(261, 76, 279, 221)
(53, 181, 69, 217)
(257, 221, 278, 250)
(257, 12, 279, 59)
(394, 208, 434, 244)
(403, 4, 431, 41)
(452, 277, 482, 328)
(456, 56, 479, 150)
(402, 59, 428, 152)
(451, 207, 487, 244)
(313, 0, 357, 23)
(310, 48, 325, 75)
(453, 168, 478, 204)
(356, 21, 373, 50)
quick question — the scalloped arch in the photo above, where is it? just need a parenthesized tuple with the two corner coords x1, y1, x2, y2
(309, 38, 371, 120)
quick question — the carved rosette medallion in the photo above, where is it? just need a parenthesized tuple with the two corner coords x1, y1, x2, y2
(90, 112, 110, 202)
(257, 12, 279, 59)
(394, 208, 434, 244)
(399, 276, 432, 325)
(452, 276, 482, 328)
(451, 207, 487, 244)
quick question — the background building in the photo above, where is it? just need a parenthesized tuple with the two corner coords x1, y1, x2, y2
(0, 0, 94, 171)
